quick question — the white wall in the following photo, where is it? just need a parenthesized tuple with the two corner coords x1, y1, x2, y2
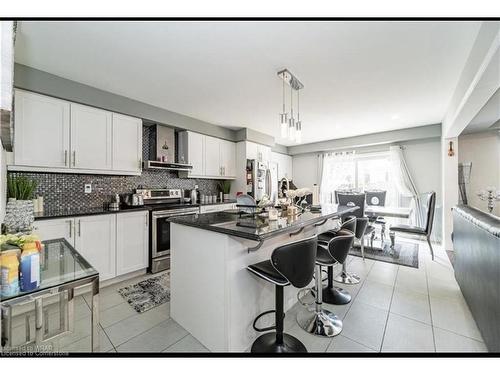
(292, 138, 443, 241)
(458, 130, 500, 216)
(0, 147, 6, 223)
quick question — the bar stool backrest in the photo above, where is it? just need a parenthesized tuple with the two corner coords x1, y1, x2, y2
(423, 191, 436, 235)
(271, 236, 317, 289)
(328, 229, 355, 264)
(340, 216, 357, 233)
(337, 193, 366, 218)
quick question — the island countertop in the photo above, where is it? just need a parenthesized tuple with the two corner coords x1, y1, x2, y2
(168, 204, 358, 242)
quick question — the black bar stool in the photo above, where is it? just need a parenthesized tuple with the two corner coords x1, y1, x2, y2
(247, 235, 317, 353)
(319, 217, 361, 285)
(297, 230, 355, 337)
(318, 229, 356, 305)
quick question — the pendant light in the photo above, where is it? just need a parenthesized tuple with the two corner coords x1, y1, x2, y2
(288, 83, 296, 141)
(279, 78, 288, 138)
(295, 89, 302, 143)
(277, 69, 304, 143)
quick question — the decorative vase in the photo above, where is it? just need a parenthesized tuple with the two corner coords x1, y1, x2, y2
(4, 199, 35, 234)
(224, 194, 230, 201)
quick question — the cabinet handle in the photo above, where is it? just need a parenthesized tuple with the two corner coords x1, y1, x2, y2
(78, 220, 81, 237)
(68, 220, 73, 238)
(64, 150, 68, 166)
(72, 151, 76, 167)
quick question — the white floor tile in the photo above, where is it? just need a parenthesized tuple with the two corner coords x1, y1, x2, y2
(391, 289, 431, 324)
(116, 318, 188, 352)
(100, 302, 140, 328)
(327, 335, 376, 352)
(163, 334, 210, 353)
(60, 327, 114, 353)
(104, 304, 170, 347)
(395, 266, 428, 295)
(366, 262, 398, 286)
(341, 300, 388, 351)
(434, 327, 488, 353)
(355, 281, 394, 311)
(285, 321, 333, 352)
(381, 313, 434, 352)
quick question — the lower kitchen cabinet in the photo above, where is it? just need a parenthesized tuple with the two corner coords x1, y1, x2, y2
(74, 214, 117, 281)
(116, 211, 149, 275)
(35, 211, 148, 282)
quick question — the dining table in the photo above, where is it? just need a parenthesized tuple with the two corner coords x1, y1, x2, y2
(363, 205, 413, 250)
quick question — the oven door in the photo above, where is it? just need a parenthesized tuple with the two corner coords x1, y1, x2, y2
(151, 209, 198, 259)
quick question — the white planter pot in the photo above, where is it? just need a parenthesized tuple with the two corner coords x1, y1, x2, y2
(224, 194, 230, 201)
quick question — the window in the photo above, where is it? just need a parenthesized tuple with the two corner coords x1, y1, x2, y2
(320, 151, 396, 205)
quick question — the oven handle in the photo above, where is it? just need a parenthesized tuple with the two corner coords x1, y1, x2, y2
(153, 210, 198, 218)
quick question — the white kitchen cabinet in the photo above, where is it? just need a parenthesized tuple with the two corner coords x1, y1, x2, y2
(74, 214, 116, 281)
(246, 142, 271, 165)
(14, 90, 70, 168)
(116, 211, 149, 275)
(179, 131, 205, 176)
(220, 139, 236, 178)
(245, 141, 258, 160)
(112, 113, 142, 173)
(34, 218, 74, 244)
(70, 103, 112, 171)
(204, 136, 221, 177)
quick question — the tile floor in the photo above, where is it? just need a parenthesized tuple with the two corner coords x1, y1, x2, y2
(21, 238, 487, 353)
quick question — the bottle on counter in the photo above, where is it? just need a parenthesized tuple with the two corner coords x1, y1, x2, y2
(0, 249, 21, 298)
(19, 241, 40, 292)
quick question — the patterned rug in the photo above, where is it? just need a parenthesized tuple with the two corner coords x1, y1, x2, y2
(118, 272, 170, 313)
(351, 241, 419, 268)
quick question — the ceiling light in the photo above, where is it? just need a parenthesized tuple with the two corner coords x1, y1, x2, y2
(278, 69, 304, 143)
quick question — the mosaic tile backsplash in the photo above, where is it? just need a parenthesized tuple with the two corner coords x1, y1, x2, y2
(7, 126, 221, 211)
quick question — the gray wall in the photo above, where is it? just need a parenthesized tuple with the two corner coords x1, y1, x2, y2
(14, 64, 237, 141)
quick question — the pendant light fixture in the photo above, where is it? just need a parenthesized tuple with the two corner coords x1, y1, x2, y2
(277, 69, 304, 143)
(279, 78, 288, 138)
(295, 89, 302, 143)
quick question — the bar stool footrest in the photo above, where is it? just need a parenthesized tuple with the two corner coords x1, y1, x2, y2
(252, 310, 284, 333)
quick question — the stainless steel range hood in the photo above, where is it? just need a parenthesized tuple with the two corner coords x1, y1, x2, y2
(144, 123, 193, 171)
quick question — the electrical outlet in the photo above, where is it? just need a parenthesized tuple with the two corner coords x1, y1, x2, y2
(84, 184, 92, 194)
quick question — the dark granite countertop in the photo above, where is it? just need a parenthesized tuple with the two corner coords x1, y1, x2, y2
(168, 204, 358, 241)
(34, 205, 149, 221)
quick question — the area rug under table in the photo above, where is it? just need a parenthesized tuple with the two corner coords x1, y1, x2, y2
(118, 272, 170, 313)
(351, 241, 419, 268)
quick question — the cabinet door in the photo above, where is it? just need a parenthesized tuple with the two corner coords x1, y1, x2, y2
(220, 140, 236, 177)
(74, 215, 116, 281)
(258, 145, 271, 166)
(14, 90, 70, 168)
(116, 211, 149, 276)
(285, 155, 293, 180)
(188, 132, 205, 176)
(34, 218, 74, 245)
(112, 113, 142, 173)
(70, 104, 112, 170)
(204, 136, 221, 177)
(246, 141, 258, 160)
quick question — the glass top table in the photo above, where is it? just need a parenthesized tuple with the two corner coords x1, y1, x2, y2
(1, 238, 100, 353)
(0, 238, 98, 303)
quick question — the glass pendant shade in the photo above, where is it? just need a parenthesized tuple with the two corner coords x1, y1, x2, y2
(288, 117, 296, 141)
(295, 121, 302, 143)
(280, 113, 288, 138)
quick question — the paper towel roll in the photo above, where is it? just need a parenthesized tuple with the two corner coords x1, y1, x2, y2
(312, 184, 320, 206)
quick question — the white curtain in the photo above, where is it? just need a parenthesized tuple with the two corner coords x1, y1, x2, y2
(389, 145, 424, 226)
(319, 151, 356, 204)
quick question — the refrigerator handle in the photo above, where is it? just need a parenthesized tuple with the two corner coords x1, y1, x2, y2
(265, 169, 271, 197)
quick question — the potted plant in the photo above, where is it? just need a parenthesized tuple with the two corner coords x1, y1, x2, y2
(217, 180, 232, 201)
(4, 175, 38, 234)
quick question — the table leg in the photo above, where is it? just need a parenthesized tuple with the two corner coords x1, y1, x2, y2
(90, 277, 100, 353)
(389, 231, 395, 250)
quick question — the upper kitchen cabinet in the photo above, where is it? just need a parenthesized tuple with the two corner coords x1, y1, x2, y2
(246, 141, 271, 165)
(70, 103, 112, 170)
(220, 139, 236, 178)
(10, 90, 142, 175)
(112, 113, 143, 173)
(178, 131, 236, 179)
(204, 136, 222, 177)
(14, 90, 70, 168)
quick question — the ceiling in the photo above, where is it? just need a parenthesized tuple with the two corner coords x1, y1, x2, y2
(14, 21, 481, 145)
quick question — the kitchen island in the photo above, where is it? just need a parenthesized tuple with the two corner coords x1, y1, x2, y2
(168, 204, 357, 352)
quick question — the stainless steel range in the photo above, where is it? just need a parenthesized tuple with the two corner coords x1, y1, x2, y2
(136, 188, 199, 273)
